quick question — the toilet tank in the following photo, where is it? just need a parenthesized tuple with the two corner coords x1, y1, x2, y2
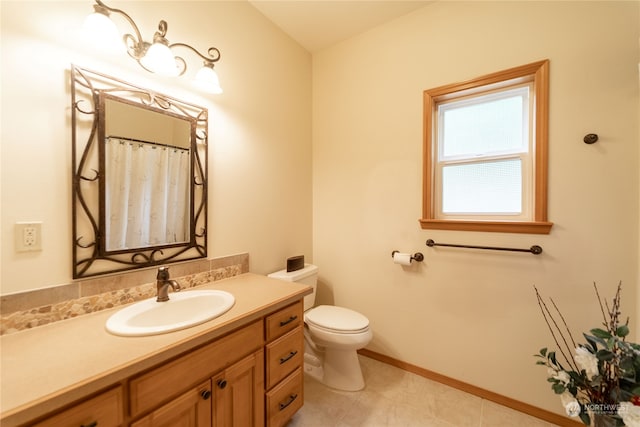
(268, 264, 318, 311)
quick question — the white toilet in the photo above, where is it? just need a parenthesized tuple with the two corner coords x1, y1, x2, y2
(268, 264, 372, 391)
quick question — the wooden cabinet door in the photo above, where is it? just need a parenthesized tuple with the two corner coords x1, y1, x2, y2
(131, 380, 212, 427)
(212, 351, 264, 427)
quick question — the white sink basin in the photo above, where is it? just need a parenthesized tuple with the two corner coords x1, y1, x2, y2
(105, 290, 235, 337)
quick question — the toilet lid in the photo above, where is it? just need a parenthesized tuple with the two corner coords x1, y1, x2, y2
(305, 305, 369, 333)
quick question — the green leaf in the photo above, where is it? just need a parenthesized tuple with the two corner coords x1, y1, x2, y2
(591, 328, 612, 339)
(617, 325, 630, 337)
(569, 370, 583, 382)
(620, 357, 634, 370)
(583, 334, 599, 352)
(540, 347, 548, 356)
(552, 382, 566, 394)
(579, 411, 591, 425)
(596, 349, 615, 361)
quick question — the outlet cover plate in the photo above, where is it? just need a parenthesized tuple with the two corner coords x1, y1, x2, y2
(15, 222, 42, 252)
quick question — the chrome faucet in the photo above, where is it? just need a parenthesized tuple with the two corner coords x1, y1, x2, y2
(156, 266, 181, 302)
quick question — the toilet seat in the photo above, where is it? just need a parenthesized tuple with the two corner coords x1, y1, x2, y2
(305, 305, 369, 334)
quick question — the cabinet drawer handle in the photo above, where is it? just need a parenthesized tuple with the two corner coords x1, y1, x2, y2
(279, 350, 298, 364)
(278, 393, 298, 411)
(217, 379, 227, 389)
(81, 423, 98, 427)
(201, 389, 212, 400)
(279, 315, 298, 327)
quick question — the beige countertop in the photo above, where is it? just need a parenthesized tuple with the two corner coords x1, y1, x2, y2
(0, 273, 311, 426)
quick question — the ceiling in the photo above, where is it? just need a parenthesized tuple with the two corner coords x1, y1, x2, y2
(247, 1, 432, 52)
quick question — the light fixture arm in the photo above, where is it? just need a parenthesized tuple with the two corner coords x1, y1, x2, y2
(170, 43, 221, 65)
(170, 43, 221, 76)
(91, 0, 222, 80)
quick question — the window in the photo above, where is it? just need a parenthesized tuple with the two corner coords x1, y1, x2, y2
(421, 60, 553, 234)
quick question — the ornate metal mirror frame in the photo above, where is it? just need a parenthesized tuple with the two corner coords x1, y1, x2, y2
(71, 65, 207, 278)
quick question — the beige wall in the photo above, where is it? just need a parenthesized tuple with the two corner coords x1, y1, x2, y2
(1, 0, 639, 419)
(0, 1, 312, 294)
(312, 0, 639, 417)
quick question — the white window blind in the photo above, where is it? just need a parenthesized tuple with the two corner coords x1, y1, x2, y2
(435, 84, 532, 220)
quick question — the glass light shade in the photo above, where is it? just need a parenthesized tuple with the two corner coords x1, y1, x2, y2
(194, 65, 223, 94)
(83, 11, 123, 53)
(140, 42, 179, 76)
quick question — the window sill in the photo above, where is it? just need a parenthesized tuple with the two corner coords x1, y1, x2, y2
(419, 219, 553, 235)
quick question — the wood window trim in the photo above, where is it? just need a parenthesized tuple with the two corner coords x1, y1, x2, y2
(420, 60, 553, 235)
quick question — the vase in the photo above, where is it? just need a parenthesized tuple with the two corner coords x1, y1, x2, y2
(590, 413, 618, 427)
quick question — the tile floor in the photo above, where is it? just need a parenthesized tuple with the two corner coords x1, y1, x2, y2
(286, 355, 560, 427)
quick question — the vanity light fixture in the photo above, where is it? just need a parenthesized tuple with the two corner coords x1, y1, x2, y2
(84, 0, 223, 93)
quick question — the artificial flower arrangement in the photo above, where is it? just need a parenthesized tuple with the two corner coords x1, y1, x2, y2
(534, 283, 640, 427)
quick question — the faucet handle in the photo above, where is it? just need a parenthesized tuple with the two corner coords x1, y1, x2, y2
(157, 266, 170, 280)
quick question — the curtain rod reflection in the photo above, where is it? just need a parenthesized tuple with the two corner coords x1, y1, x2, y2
(108, 135, 189, 152)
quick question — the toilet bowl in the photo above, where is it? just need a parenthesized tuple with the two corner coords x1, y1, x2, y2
(268, 264, 372, 391)
(304, 305, 372, 390)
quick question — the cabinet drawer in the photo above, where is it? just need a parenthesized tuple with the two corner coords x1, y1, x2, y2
(266, 367, 303, 427)
(32, 386, 123, 427)
(265, 326, 303, 389)
(265, 301, 303, 341)
(129, 320, 263, 416)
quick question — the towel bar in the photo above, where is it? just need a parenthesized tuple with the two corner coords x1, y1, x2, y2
(426, 239, 542, 255)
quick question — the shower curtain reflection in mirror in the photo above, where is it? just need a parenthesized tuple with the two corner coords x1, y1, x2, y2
(105, 137, 190, 251)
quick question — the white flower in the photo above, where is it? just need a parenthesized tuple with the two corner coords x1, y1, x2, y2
(618, 402, 640, 427)
(560, 393, 581, 417)
(547, 368, 570, 384)
(574, 346, 599, 379)
(554, 370, 571, 384)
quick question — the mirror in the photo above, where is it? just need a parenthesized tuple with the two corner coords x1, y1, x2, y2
(71, 65, 207, 278)
(102, 96, 191, 252)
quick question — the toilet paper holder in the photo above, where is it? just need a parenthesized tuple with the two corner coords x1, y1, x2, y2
(391, 251, 424, 262)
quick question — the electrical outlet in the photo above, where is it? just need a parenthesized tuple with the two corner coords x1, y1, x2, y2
(15, 222, 42, 252)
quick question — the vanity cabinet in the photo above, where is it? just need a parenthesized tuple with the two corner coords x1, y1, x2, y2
(129, 320, 264, 426)
(264, 302, 304, 427)
(130, 351, 264, 427)
(8, 293, 308, 427)
(128, 302, 305, 427)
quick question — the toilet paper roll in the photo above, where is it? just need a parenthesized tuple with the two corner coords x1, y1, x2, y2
(393, 252, 412, 266)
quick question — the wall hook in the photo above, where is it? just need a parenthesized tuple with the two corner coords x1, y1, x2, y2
(583, 133, 599, 144)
